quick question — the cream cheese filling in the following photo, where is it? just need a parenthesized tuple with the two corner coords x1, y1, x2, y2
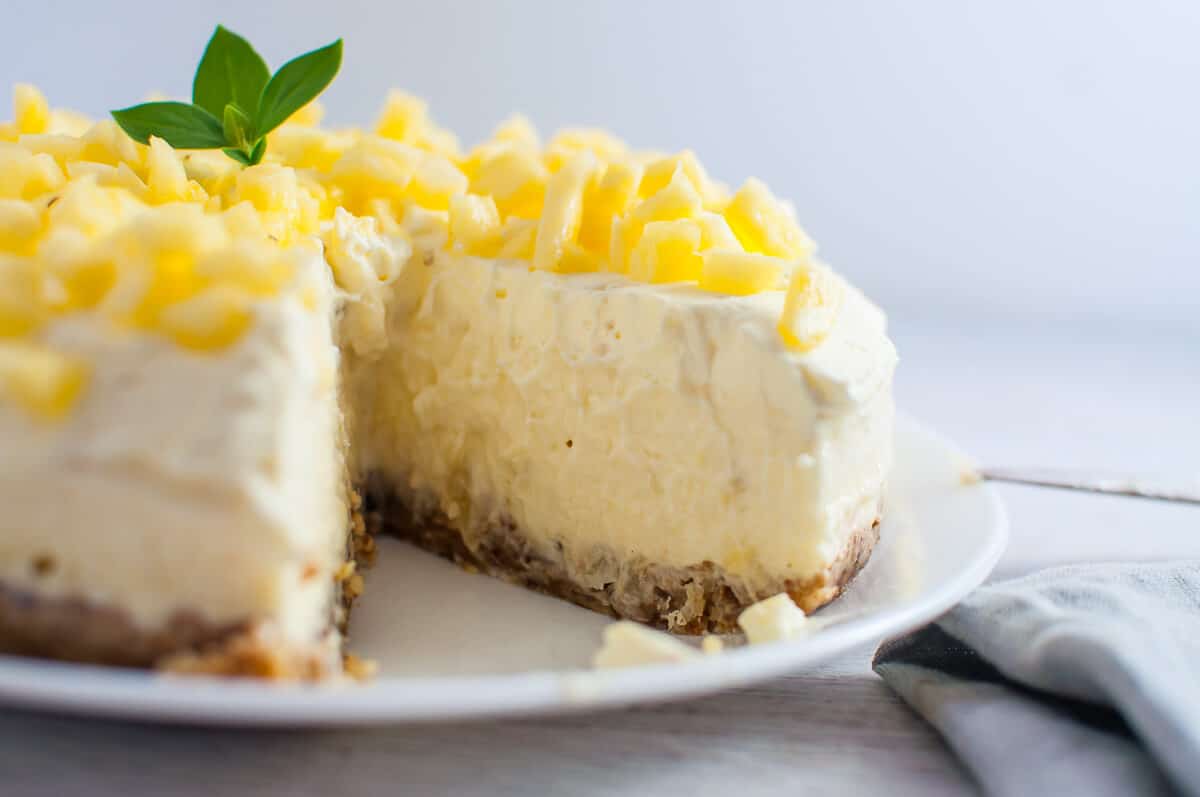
(346, 248, 896, 596)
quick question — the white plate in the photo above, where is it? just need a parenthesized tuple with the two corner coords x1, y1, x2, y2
(0, 413, 1006, 726)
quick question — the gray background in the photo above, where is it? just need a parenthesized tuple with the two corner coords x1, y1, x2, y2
(3, 0, 1197, 333)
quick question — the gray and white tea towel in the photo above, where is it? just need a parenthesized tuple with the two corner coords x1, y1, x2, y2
(873, 561, 1200, 796)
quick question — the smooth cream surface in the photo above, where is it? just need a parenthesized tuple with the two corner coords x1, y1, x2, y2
(348, 248, 896, 597)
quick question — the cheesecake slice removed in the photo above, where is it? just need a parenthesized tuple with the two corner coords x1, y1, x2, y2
(0, 85, 896, 675)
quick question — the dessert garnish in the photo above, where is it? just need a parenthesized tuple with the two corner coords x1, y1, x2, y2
(111, 25, 342, 166)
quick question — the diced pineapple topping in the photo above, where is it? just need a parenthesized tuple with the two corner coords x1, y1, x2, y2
(698, 250, 787, 296)
(724, 178, 814, 261)
(628, 219, 702, 284)
(448, 194, 502, 255)
(0, 200, 41, 255)
(146, 136, 191, 203)
(469, 144, 547, 220)
(158, 285, 254, 351)
(0, 340, 88, 420)
(611, 168, 704, 274)
(578, 160, 642, 254)
(0, 144, 66, 200)
(0, 83, 839, 421)
(13, 84, 50, 136)
(534, 151, 596, 273)
(778, 264, 843, 352)
(0, 255, 44, 336)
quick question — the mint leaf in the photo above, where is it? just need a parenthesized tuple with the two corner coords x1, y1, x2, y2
(111, 27, 343, 167)
(111, 101, 226, 149)
(222, 147, 254, 166)
(224, 137, 266, 166)
(247, 137, 267, 165)
(222, 102, 254, 150)
(255, 39, 342, 137)
(192, 25, 270, 122)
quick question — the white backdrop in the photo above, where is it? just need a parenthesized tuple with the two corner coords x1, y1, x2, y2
(3, 1, 1197, 332)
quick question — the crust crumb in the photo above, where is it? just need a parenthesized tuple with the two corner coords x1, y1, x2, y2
(342, 652, 378, 681)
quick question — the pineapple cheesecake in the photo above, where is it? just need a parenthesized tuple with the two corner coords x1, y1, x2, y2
(0, 85, 896, 677)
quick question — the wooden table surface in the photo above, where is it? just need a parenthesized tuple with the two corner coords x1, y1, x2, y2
(4, 318, 1197, 796)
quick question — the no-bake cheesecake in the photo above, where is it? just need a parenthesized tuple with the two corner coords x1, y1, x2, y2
(0, 86, 896, 677)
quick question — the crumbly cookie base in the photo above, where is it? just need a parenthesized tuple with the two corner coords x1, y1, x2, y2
(0, 493, 373, 679)
(0, 583, 337, 678)
(364, 478, 881, 634)
(0, 479, 879, 673)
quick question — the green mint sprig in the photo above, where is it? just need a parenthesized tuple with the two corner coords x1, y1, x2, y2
(111, 25, 342, 166)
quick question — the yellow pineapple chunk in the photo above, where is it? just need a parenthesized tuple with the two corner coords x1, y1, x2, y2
(448, 194, 502, 254)
(375, 91, 430, 142)
(38, 228, 116, 311)
(492, 114, 541, 149)
(234, 163, 319, 240)
(696, 211, 741, 250)
(221, 201, 266, 239)
(158, 285, 254, 351)
(639, 151, 726, 209)
(611, 168, 702, 273)
(375, 91, 460, 157)
(0, 255, 44, 336)
(18, 133, 86, 168)
(401, 204, 450, 249)
(0, 145, 65, 200)
(724, 178, 813, 260)
(555, 242, 603, 274)
(102, 205, 231, 327)
(235, 163, 301, 213)
(628, 219, 702, 284)
(533, 150, 597, 272)
(496, 218, 537, 261)
(65, 161, 149, 201)
(80, 120, 145, 169)
(0, 200, 41, 254)
(146, 136, 190, 203)
(544, 128, 627, 173)
(0, 340, 88, 420)
(46, 108, 91, 137)
(778, 264, 843, 351)
(269, 126, 352, 172)
(405, 155, 468, 211)
(48, 179, 143, 239)
(418, 127, 462, 161)
(196, 240, 293, 297)
(331, 136, 422, 212)
(13, 84, 50, 135)
(470, 144, 547, 219)
(579, 159, 643, 253)
(698, 250, 786, 296)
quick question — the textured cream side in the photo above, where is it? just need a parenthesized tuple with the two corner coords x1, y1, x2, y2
(347, 251, 896, 596)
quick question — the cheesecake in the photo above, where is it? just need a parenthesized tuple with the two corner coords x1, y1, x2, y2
(0, 87, 896, 677)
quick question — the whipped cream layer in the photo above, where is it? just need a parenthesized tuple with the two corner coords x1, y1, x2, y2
(0, 254, 347, 642)
(348, 250, 896, 597)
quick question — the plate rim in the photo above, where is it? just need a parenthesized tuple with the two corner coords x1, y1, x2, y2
(0, 413, 1008, 726)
